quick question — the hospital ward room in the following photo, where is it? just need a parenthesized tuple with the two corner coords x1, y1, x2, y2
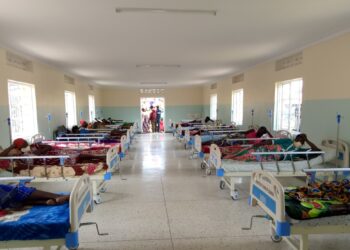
(1, 1, 350, 250)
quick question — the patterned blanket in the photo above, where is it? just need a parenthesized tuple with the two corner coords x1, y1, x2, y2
(285, 179, 350, 220)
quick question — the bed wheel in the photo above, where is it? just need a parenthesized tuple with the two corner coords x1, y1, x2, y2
(206, 169, 212, 175)
(200, 162, 206, 169)
(94, 195, 102, 204)
(271, 234, 282, 243)
(231, 191, 239, 200)
(219, 180, 225, 190)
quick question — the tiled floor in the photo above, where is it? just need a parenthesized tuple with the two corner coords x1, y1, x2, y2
(4, 133, 350, 249)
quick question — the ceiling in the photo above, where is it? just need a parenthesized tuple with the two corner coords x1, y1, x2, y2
(1, 0, 350, 87)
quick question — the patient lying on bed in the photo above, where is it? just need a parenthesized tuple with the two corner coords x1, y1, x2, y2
(0, 138, 52, 157)
(1, 139, 107, 177)
(0, 184, 69, 210)
(222, 133, 321, 161)
(201, 127, 274, 154)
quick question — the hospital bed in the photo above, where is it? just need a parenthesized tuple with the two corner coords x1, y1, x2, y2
(31, 133, 128, 159)
(0, 175, 96, 249)
(210, 139, 349, 200)
(0, 144, 120, 204)
(247, 168, 350, 250)
(193, 130, 292, 173)
(184, 128, 244, 150)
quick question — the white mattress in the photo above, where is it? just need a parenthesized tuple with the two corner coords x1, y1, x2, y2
(221, 146, 336, 172)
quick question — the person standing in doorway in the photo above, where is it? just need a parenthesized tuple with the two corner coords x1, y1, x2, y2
(155, 106, 162, 132)
(141, 108, 150, 133)
(149, 106, 157, 133)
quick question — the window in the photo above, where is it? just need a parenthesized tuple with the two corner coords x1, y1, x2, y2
(8, 80, 38, 140)
(88, 95, 96, 122)
(210, 94, 217, 120)
(231, 89, 244, 125)
(64, 91, 77, 129)
(274, 78, 303, 132)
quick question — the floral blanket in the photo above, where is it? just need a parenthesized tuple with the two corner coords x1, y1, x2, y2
(285, 179, 350, 220)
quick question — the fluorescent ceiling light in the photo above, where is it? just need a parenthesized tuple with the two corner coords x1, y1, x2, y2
(140, 82, 168, 85)
(116, 8, 217, 16)
(136, 64, 181, 68)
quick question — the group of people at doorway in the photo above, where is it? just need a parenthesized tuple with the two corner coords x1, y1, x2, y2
(141, 106, 164, 133)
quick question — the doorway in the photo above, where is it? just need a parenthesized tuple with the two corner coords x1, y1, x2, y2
(140, 97, 165, 133)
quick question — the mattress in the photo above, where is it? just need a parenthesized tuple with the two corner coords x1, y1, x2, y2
(191, 134, 226, 144)
(221, 146, 336, 172)
(0, 203, 70, 240)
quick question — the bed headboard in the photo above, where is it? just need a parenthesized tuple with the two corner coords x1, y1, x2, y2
(275, 130, 292, 139)
(177, 124, 182, 136)
(31, 134, 46, 144)
(322, 139, 349, 167)
(106, 144, 120, 170)
(120, 135, 127, 154)
(126, 130, 130, 143)
(210, 144, 222, 169)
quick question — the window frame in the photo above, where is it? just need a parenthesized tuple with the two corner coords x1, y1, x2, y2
(231, 88, 244, 126)
(7, 79, 38, 140)
(88, 95, 96, 122)
(210, 94, 217, 120)
(273, 78, 303, 132)
(64, 90, 77, 129)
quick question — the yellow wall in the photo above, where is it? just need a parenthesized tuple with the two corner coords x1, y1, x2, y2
(101, 86, 203, 107)
(0, 48, 101, 146)
(203, 32, 350, 144)
(1, 31, 350, 146)
(99, 86, 204, 129)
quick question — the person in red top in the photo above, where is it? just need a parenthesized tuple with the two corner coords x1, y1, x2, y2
(159, 118, 164, 133)
(149, 106, 157, 133)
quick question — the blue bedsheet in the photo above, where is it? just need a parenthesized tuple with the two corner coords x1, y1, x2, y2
(0, 203, 70, 240)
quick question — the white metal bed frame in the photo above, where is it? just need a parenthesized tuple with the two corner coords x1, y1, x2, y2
(193, 130, 292, 174)
(0, 143, 121, 204)
(32, 133, 128, 158)
(249, 168, 350, 250)
(0, 175, 94, 250)
(209, 139, 349, 200)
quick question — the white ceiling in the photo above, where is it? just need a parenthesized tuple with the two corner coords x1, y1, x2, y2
(1, 0, 350, 87)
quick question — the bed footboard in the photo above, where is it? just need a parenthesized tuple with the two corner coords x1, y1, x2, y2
(249, 170, 290, 236)
(322, 139, 349, 167)
(194, 135, 202, 154)
(210, 144, 222, 172)
(120, 135, 127, 158)
(66, 175, 93, 249)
